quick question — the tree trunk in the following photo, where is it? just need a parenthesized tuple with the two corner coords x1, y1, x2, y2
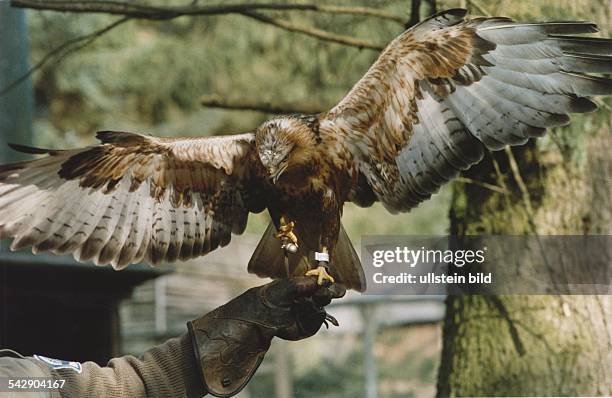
(407, 0, 437, 28)
(436, 115, 611, 396)
(0, 6, 33, 162)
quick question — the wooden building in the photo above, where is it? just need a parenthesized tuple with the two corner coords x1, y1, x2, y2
(0, 250, 164, 365)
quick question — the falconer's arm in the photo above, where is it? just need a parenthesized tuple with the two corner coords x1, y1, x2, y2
(0, 278, 343, 398)
(0, 334, 204, 398)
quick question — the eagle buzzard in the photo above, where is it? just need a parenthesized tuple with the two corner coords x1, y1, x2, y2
(1, 9, 611, 291)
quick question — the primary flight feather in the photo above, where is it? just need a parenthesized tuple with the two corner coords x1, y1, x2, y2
(1, 9, 611, 291)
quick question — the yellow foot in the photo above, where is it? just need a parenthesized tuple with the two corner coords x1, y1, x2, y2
(306, 266, 335, 285)
(276, 216, 298, 252)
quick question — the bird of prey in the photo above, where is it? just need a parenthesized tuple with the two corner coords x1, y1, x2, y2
(1, 9, 611, 292)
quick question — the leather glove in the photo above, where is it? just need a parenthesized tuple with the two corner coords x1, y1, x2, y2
(187, 277, 345, 397)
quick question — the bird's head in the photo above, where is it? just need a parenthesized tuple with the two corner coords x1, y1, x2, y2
(256, 117, 316, 184)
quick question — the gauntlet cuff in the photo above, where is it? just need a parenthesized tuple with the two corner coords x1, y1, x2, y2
(188, 313, 275, 397)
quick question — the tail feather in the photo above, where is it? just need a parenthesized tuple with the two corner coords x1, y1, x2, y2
(247, 222, 312, 282)
(332, 225, 366, 292)
(248, 222, 366, 292)
(8, 143, 63, 155)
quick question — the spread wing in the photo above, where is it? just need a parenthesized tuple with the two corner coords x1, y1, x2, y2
(0, 131, 267, 268)
(322, 8, 612, 212)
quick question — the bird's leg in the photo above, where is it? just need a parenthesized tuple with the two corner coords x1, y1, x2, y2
(306, 246, 335, 285)
(306, 195, 339, 286)
(276, 215, 298, 253)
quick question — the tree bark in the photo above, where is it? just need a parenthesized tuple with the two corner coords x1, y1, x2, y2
(407, 0, 436, 29)
(0, 6, 33, 162)
(437, 116, 611, 396)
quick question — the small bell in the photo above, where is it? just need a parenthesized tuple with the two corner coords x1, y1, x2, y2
(284, 242, 298, 253)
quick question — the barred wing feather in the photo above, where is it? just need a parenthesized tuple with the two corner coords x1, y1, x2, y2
(0, 131, 265, 269)
(323, 9, 612, 213)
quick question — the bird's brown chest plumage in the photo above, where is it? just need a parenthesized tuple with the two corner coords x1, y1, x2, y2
(267, 142, 349, 222)
(272, 160, 334, 213)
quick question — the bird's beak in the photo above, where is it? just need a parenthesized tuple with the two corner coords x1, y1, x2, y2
(268, 163, 288, 185)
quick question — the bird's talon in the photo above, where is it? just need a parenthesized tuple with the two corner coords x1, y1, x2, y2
(325, 313, 339, 327)
(276, 216, 299, 249)
(306, 266, 335, 285)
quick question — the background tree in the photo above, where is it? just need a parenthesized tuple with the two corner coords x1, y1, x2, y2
(437, 1, 611, 396)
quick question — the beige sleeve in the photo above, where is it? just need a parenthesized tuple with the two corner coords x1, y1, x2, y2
(0, 334, 207, 398)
